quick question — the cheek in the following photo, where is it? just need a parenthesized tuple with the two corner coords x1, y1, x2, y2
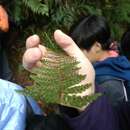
(89, 51, 99, 62)
(82, 49, 97, 61)
(89, 50, 97, 57)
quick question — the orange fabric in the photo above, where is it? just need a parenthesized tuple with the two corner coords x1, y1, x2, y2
(0, 5, 9, 32)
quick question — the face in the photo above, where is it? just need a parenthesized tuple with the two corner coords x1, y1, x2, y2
(82, 42, 102, 63)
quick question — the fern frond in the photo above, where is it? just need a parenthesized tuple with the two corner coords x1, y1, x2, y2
(22, 0, 49, 16)
(19, 49, 99, 109)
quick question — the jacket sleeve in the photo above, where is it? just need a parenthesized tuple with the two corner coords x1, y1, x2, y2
(99, 79, 125, 106)
(0, 81, 27, 130)
(125, 81, 130, 101)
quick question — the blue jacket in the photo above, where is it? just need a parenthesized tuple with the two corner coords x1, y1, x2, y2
(0, 79, 42, 130)
(94, 56, 130, 80)
(94, 56, 130, 106)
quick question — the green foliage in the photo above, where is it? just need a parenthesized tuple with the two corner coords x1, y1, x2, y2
(100, 0, 130, 39)
(8, 0, 130, 41)
(22, 0, 49, 16)
(48, 0, 102, 31)
(7, 0, 26, 24)
(19, 49, 99, 109)
(41, 32, 62, 52)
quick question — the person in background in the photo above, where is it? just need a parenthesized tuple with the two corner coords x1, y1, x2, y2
(0, 4, 42, 129)
(118, 29, 130, 130)
(69, 15, 130, 107)
(0, 4, 12, 80)
(121, 28, 130, 61)
(0, 75, 43, 130)
(0, 28, 42, 130)
(120, 28, 130, 101)
(68, 15, 130, 130)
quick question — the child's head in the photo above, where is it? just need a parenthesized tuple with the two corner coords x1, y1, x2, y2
(70, 15, 112, 51)
(69, 15, 113, 62)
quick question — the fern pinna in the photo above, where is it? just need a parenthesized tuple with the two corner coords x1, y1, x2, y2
(20, 47, 99, 110)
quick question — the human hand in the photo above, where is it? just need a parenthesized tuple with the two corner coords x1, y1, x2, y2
(23, 30, 95, 96)
(23, 34, 46, 70)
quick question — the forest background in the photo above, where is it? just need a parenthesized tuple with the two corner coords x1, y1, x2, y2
(3, 0, 130, 86)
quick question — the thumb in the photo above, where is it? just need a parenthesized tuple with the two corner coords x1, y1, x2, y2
(54, 30, 95, 96)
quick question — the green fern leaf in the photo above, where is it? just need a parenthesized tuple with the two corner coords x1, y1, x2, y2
(22, 0, 49, 16)
(19, 49, 100, 109)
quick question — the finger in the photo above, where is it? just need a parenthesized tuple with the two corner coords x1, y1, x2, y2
(39, 45, 47, 60)
(54, 29, 92, 69)
(54, 30, 87, 62)
(26, 34, 40, 49)
(54, 30, 95, 95)
(23, 47, 43, 70)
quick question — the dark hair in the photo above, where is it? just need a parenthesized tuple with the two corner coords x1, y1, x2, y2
(69, 15, 113, 51)
(26, 114, 72, 130)
(0, 0, 10, 6)
(121, 29, 130, 60)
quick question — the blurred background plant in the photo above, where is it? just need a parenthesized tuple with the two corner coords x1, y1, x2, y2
(8, 0, 130, 40)
(3, 0, 130, 85)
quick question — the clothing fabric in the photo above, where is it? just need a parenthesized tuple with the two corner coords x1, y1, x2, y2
(94, 56, 130, 105)
(26, 114, 71, 130)
(0, 49, 12, 80)
(93, 56, 130, 130)
(94, 56, 130, 81)
(96, 76, 126, 106)
(0, 30, 12, 81)
(116, 101, 130, 130)
(0, 79, 42, 130)
(61, 86, 120, 130)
